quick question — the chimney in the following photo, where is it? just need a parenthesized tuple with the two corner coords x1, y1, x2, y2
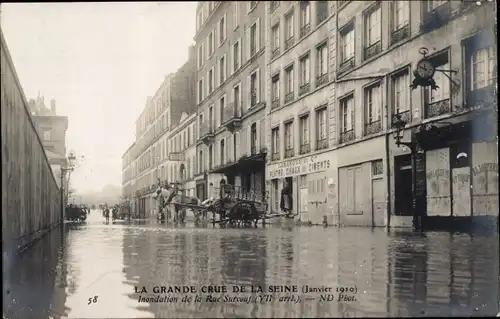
(50, 99, 56, 115)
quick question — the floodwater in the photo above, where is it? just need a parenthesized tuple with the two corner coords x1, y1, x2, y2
(3, 210, 499, 318)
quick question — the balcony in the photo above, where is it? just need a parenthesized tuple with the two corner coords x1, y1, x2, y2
(285, 37, 295, 50)
(168, 152, 184, 161)
(299, 83, 310, 96)
(271, 98, 280, 110)
(199, 121, 215, 145)
(250, 90, 258, 107)
(391, 25, 410, 45)
(317, 10, 328, 25)
(391, 110, 411, 125)
(271, 152, 280, 161)
(338, 58, 355, 76)
(299, 143, 310, 155)
(364, 41, 381, 60)
(339, 129, 355, 144)
(300, 24, 311, 38)
(420, 3, 451, 34)
(284, 148, 294, 159)
(285, 91, 294, 104)
(272, 48, 280, 59)
(364, 120, 382, 136)
(316, 138, 328, 151)
(424, 99, 450, 119)
(222, 102, 242, 133)
(316, 73, 328, 87)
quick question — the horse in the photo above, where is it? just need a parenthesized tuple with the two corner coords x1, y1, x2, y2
(153, 185, 205, 223)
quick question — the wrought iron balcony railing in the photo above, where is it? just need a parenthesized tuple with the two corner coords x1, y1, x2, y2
(391, 110, 411, 125)
(284, 148, 294, 159)
(317, 10, 328, 24)
(338, 58, 355, 76)
(300, 24, 311, 38)
(199, 121, 214, 137)
(299, 83, 310, 96)
(316, 73, 328, 87)
(285, 37, 295, 50)
(300, 143, 310, 155)
(424, 98, 450, 119)
(271, 99, 280, 110)
(222, 102, 242, 123)
(316, 138, 328, 150)
(271, 152, 280, 161)
(272, 48, 280, 59)
(285, 91, 294, 104)
(364, 41, 381, 60)
(364, 120, 382, 136)
(391, 25, 410, 45)
(339, 129, 355, 143)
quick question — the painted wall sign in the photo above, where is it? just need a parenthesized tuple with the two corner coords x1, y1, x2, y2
(268, 154, 331, 178)
(426, 163, 498, 184)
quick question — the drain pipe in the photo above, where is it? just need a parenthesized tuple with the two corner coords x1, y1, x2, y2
(384, 103, 391, 230)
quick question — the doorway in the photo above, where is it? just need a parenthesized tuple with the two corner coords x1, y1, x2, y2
(394, 155, 413, 216)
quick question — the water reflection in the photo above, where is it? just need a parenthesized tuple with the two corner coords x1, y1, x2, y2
(4, 219, 499, 318)
(121, 226, 498, 318)
(3, 226, 68, 319)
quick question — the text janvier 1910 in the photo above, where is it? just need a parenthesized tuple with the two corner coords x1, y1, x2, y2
(134, 284, 338, 294)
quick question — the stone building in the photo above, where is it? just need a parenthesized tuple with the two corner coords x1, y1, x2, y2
(28, 94, 69, 187)
(330, 0, 496, 228)
(122, 45, 197, 218)
(194, 1, 268, 201)
(167, 111, 197, 197)
(265, 1, 335, 223)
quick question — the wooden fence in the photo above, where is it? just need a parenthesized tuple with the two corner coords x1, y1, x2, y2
(1, 28, 62, 255)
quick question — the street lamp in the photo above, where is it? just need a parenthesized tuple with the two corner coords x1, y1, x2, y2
(391, 114, 424, 230)
(60, 151, 77, 224)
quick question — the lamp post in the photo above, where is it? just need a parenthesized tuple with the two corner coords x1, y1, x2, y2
(60, 151, 76, 224)
(391, 114, 424, 230)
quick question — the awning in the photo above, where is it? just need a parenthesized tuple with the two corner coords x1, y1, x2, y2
(211, 153, 266, 175)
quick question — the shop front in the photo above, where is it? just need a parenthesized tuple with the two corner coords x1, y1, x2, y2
(266, 152, 333, 224)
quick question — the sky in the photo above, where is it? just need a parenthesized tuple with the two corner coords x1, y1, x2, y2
(1, 2, 197, 193)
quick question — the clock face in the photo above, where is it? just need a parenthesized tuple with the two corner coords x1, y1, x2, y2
(416, 59, 435, 79)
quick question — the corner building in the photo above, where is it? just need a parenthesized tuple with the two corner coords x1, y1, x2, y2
(194, 1, 268, 200)
(332, 0, 497, 228)
(265, 0, 336, 224)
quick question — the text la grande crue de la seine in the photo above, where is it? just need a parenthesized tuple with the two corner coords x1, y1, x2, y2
(268, 154, 331, 179)
(134, 284, 334, 294)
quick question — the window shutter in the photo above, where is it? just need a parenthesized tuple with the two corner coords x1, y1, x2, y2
(256, 18, 261, 51)
(247, 74, 252, 109)
(214, 142, 219, 166)
(235, 132, 241, 159)
(230, 42, 234, 74)
(259, 118, 266, 152)
(256, 69, 261, 103)
(223, 13, 227, 41)
(247, 126, 252, 155)
(245, 26, 250, 62)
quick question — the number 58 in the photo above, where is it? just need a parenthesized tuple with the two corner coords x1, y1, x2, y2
(88, 296, 98, 305)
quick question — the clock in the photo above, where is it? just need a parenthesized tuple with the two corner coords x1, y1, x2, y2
(415, 58, 435, 80)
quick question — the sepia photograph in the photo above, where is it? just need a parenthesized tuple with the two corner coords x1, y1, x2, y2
(1, 1, 499, 318)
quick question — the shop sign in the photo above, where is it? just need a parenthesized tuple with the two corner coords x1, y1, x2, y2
(268, 154, 331, 178)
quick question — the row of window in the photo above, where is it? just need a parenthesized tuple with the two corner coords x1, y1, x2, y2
(271, 107, 328, 161)
(270, 1, 329, 58)
(271, 41, 328, 109)
(198, 68, 261, 132)
(197, 18, 261, 104)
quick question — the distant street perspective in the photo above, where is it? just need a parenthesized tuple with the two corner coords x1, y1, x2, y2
(1, 1, 499, 318)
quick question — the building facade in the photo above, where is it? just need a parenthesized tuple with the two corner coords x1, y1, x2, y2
(267, 0, 497, 228)
(265, 0, 335, 224)
(167, 112, 197, 197)
(194, 1, 268, 202)
(28, 95, 69, 188)
(122, 46, 196, 218)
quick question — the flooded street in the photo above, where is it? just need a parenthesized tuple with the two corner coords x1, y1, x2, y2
(3, 211, 499, 318)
